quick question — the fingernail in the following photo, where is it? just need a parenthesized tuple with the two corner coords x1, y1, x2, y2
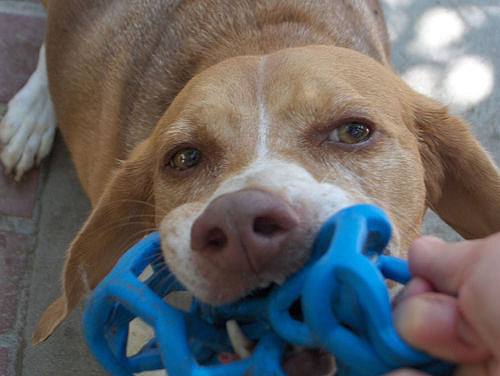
(408, 237, 447, 276)
(394, 296, 430, 336)
(394, 294, 456, 343)
(392, 278, 432, 308)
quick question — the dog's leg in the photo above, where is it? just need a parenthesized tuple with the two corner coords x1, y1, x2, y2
(0, 44, 56, 181)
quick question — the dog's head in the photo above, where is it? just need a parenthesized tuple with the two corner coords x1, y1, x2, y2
(34, 46, 500, 342)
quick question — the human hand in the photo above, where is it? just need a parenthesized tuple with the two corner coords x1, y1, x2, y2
(388, 233, 500, 376)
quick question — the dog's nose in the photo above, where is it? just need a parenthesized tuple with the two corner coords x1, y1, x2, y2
(191, 189, 299, 273)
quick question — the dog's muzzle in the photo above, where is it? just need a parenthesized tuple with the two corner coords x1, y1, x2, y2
(82, 205, 454, 376)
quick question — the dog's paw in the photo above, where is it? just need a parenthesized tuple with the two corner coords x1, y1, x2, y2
(0, 45, 56, 181)
(0, 92, 56, 181)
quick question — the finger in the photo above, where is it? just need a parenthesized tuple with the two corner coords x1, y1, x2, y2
(454, 363, 491, 376)
(457, 235, 500, 359)
(392, 277, 433, 308)
(394, 292, 490, 363)
(385, 370, 429, 376)
(408, 236, 482, 295)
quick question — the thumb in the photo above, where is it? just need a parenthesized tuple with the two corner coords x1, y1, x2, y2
(393, 292, 489, 363)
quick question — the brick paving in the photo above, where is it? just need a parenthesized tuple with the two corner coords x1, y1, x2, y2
(0, 12, 45, 103)
(0, 347, 11, 376)
(0, 232, 31, 336)
(0, 1, 46, 376)
(0, 166, 40, 218)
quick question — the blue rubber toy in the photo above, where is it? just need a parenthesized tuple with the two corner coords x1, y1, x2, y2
(82, 204, 454, 375)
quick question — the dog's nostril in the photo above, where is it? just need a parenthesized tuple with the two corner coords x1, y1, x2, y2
(253, 216, 285, 237)
(205, 227, 228, 251)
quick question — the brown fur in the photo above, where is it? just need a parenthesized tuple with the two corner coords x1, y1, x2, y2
(33, 0, 500, 346)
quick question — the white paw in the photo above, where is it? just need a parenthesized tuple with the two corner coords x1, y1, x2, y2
(0, 44, 56, 181)
(0, 93, 56, 181)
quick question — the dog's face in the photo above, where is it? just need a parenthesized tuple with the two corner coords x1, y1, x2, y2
(34, 46, 500, 344)
(152, 46, 426, 304)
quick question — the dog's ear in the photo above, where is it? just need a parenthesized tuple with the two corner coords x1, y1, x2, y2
(33, 139, 155, 344)
(413, 95, 500, 239)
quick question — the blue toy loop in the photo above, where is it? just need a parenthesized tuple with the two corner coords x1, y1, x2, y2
(82, 204, 454, 376)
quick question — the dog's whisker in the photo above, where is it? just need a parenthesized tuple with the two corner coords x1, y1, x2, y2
(329, 170, 422, 239)
(114, 228, 159, 254)
(81, 223, 157, 242)
(141, 253, 166, 264)
(91, 198, 169, 218)
(370, 199, 421, 242)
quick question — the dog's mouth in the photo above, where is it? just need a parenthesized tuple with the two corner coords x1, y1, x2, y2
(221, 282, 325, 375)
(244, 282, 276, 299)
(224, 318, 334, 376)
(241, 283, 305, 319)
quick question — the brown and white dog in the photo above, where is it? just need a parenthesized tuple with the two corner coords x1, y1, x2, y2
(1, 0, 500, 374)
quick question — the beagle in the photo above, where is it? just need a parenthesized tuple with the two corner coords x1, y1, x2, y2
(1, 0, 499, 374)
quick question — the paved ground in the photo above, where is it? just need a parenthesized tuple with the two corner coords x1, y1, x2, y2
(0, 0, 499, 375)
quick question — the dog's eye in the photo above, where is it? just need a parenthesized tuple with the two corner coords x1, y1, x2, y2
(329, 123, 372, 144)
(169, 148, 202, 170)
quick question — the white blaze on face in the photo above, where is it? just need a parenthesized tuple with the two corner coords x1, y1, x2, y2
(256, 56, 270, 159)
